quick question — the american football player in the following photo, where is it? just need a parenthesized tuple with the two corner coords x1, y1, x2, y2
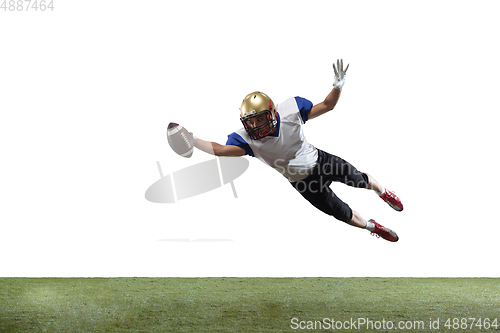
(193, 60, 403, 242)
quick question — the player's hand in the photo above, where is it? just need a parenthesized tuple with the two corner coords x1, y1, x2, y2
(332, 59, 349, 90)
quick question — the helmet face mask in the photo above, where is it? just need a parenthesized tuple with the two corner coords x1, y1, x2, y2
(241, 110, 274, 140)
(240, 92, 277, 140)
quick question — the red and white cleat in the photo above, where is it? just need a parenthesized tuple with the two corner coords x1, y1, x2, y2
(369, 219, 399, 242)
(379, 189, 403, 212)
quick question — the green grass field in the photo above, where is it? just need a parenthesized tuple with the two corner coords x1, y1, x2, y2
(1, 278, 499, 332)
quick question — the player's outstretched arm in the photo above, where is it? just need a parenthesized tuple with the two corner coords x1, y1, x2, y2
(308, 59, 348, 120)
(194, 138, 246, 157)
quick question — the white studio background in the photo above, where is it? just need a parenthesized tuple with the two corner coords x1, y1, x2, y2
(0, 0, 499, 277)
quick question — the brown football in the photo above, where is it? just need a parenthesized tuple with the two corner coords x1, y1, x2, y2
(167, 122, 195, 158)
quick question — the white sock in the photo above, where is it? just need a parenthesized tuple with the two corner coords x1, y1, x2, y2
(365, 220, 376, 232)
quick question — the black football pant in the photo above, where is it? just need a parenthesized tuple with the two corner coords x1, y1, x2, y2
(290, 149, 369, 222)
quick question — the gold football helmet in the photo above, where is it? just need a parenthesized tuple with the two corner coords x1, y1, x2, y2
(240, 91, 277, 140)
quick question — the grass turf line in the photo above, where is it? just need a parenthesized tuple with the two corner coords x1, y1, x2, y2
(1, 278, 499, 332)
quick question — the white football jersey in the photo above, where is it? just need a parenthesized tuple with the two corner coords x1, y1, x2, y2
(226, 97, 318, 182)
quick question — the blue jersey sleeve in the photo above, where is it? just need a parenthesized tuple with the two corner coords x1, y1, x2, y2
(294, 96, 313, 124)
(226, 132, 254, 157)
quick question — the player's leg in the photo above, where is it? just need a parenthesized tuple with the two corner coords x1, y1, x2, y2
(291, 176, 352, 222)
(291, 177, 398, 242)
(296, 150, 368, 222)
(363, 173, 383, 193)
(315, 150, 403, 212)
(314, 150, 369, 189)
(347, 210, 367, 228)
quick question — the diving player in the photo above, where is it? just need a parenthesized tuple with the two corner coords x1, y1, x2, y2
(193, 60, 403, 242)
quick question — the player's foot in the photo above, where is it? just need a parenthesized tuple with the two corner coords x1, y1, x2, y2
(369, 219, 399, 242)
(379, 189, 403, 211)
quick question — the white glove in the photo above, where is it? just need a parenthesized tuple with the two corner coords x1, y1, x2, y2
(332, 59, 349, 90)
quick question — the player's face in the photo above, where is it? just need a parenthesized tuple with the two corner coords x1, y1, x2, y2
(245, 115, 267, 129)
(245, 114, 270, 138)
